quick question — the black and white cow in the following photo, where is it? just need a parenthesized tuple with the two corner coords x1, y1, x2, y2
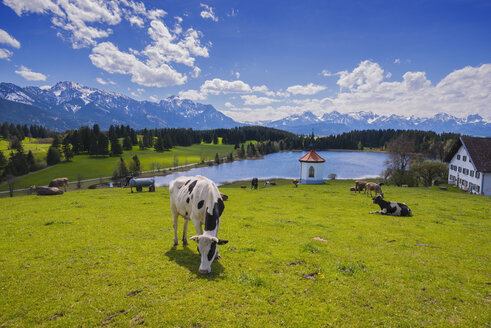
(370, 195, 412, 217)
(169, 175, 228, 274)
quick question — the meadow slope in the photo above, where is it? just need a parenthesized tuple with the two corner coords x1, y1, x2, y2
(0, 180, 489, 327)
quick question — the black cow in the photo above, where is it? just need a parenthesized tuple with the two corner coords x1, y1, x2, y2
(370, 195, 412, 217)
(251, 177, 258, 190)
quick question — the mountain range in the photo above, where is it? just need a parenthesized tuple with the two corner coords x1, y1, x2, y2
(261, 111, 490, 136)
(0, 81, 489, 136)
(0, 81, 237, 131)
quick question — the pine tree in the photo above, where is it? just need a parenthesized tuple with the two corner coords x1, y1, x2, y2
(110, 137, 123, 156)
(62, 137, 74, 161)
(26, 150, 35, 169)
(97, 133, 109, 156)
(154, 136, 164, 152)
(47, 146, 61, 165)
(123, 136, 132, 151)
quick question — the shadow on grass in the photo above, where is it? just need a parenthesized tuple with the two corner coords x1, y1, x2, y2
(164, 246, 225, 280)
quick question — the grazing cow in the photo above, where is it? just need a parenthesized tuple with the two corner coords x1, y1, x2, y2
(30, 185, 63, 196)
(251, 177, 258, 190)
(49, 177, 68, 192)
(292, 179, 299, 188)
(366, 182, 384, 197)
(354, 180, 368, 193)
(169, 176, 228, 274)
(370, 195, 412, 217)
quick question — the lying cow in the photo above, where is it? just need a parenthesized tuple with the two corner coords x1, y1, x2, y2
(370, 195, 412, 217)
(30, 185, 63, 196)
(169, 175, 228, 274)
(49, 177, 68, 192)
(366, 182, 384, 198)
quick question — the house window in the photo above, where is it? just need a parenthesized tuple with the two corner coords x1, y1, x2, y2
(457, 155, 461, 160)
(470, 171, 474, 177)
(463, 156, 467, 162)
(463, 168, 469, 175)
(476, 172, 480, 179)
(476, 186, 480, 193)
(308, 166, 315, 177)
(458, 167, 462, 173)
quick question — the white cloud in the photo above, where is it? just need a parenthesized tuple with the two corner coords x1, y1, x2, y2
(4, 0, 209, 88)
(128, 15, 144, 27)
(178, 89, 207, 101)
(286, 83, 326, 95)
(241, 95, 280, 106)
(149, 95, 159, 102)
(327, 61, 491, 119)
(321, 70, 332, 77)
(224, 101, 234, 108)
(201, 78, 252, 95)
(235, 71, 240, 79)
(0, 48, 13, 60)
(200, 3, 218, 22)
(227, 8, 238, 17)
(394, 58, 401, 64)
(336, 60, 385, 91)
(0, 29, 21, 48)
(90, 41, 187, 87)
(222, 62, 491, 122)
(15, 65, 47, 81)
(96, 77, 115, 85)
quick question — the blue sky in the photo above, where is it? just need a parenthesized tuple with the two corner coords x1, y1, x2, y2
(0, 0, 490, 122)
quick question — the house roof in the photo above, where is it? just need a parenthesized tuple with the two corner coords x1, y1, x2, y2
(299, 150, 325, 163)
(444, 136, 491, 172)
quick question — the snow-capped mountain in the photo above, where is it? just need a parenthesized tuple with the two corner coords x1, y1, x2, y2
(0, 81, 240, 131)
(263, 111, 490, 136)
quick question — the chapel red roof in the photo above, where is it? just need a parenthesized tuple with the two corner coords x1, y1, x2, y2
(299, 150, 325, 163)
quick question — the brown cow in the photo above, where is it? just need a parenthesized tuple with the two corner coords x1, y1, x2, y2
(366, 182, 384, 198)
(30, 185, 63, 196)
(354, 180, 368, 193)
(49, 178, 68, 192)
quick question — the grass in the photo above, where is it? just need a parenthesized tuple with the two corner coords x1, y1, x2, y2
(0, 142, 236, 191)
(0, 180, 489, 327)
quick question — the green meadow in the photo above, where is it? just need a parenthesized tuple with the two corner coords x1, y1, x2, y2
(0, 141, 236, 191)
(0, 180, 489, 327)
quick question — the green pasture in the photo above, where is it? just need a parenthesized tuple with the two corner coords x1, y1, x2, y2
(0, 142, 235, 191)
(0, 180, 489, 327)
(0, 138, 51, 160)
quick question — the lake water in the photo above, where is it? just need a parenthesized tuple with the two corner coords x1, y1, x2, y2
(154, 151, 389, 187)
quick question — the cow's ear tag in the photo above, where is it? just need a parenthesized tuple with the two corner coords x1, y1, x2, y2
(217, 239, 228, 245)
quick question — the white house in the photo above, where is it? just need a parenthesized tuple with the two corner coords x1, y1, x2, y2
(299, 150, 325, 184)
(445, 136, 491, 196)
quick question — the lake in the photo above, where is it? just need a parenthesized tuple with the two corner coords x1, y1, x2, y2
(154, 151, 389, 186)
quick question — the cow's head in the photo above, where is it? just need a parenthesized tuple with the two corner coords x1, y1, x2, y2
(190, 235, 228, 274)
(372, 195, 383, 204)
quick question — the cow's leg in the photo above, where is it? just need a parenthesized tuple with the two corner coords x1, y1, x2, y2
(182, 219, 189, 246)
(171, 206, 179, 246)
